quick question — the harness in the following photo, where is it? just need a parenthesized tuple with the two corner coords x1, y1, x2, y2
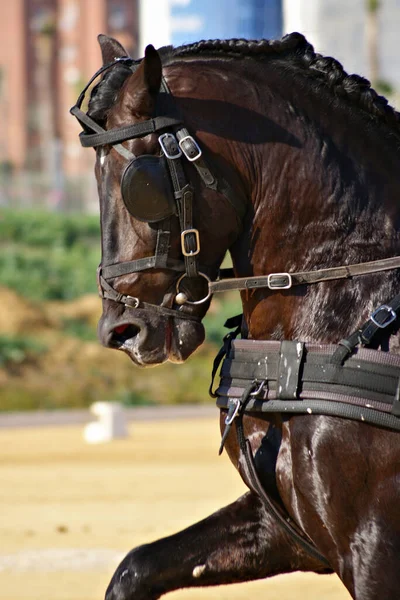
(72, 55, 400, 570)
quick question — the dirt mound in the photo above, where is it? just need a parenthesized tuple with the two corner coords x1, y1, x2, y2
(45, 294, 102, 328)
(0, 287, 51, 335)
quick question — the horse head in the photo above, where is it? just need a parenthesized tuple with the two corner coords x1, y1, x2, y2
(81, 36, 243, 366)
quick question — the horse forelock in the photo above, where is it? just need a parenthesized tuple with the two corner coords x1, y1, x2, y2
(87, 63, 133, 123)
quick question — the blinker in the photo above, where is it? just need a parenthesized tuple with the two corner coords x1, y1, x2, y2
(120, 154, 177, 222)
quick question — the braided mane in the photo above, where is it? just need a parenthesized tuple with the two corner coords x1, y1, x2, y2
(89, 32, 400, 135)
(168, 32, 400, 134)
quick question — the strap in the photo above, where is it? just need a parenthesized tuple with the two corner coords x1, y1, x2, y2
(393, 381, 400, 417)
(209, 256, 400, 294)
(209, 316, 242, 398)
(181, 185, 199, 278)
(78, 116, 183, 148)
(99, 274, 200, 322)
(72, 56, 135, 110)
(70, 106, 134, 161)
(154, 227, 171, 269)
(101, 256, 185, 279)
(224, 383, 330, 567)
(331, 293, 400, 365)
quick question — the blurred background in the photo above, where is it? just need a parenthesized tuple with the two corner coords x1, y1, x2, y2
(0, 0, 399, 413)
(0, 4, 395, 599)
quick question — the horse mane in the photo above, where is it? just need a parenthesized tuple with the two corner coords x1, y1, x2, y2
(170, 33, 400, 134)
(88, 32, 400, 136)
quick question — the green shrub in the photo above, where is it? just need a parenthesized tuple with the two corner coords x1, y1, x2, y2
(0, 335, 46, 367)
(0, 209, 100, 300)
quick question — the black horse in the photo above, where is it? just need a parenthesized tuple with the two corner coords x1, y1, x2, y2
(71, 33, 400, 600)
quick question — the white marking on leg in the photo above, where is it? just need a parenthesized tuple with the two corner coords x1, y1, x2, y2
(192, 564, 206, 578)
(99, 149, 106, 166)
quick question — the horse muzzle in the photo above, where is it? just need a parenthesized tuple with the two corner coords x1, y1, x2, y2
(97, 306, 204, 366)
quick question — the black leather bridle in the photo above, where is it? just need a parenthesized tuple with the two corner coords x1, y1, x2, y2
(70, 56, 246, 322)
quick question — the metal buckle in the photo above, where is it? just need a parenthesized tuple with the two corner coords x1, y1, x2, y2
(267, 273, 292, 290)
(179, 135, 202, 162)
(370, 305, 397, 328)
(158, 133, 182, 159)
(250, 379, 268, 397)
(124, 296, 140, 309)
(181, 229, 200, 257)
(225, 398, 241, 425)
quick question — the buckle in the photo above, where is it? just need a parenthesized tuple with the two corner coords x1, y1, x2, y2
(181, 229, 200, 257)
(124, 296, 140, 309)
(250, 379, 268, 397)
(370, 305, 397, 328)
(225, 398, 241, 425)
(179, 135, 202, 162)
(267, 273, 292, 290)
(158, 133, 182, 159)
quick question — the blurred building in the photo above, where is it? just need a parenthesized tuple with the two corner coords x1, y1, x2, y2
(284, 0, 400, 96)
(0, 0, 139, 209)
(168, 0, 282, 48)
(1, 0, 399, 211)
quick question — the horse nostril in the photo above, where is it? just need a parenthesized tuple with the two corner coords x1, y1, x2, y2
(110, 323, 140, 347)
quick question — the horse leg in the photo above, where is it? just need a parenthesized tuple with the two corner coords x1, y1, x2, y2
(105, 491, 330, 600)
(341, 527, 400, 600)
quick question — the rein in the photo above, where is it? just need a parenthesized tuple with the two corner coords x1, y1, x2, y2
(210, 255, 400, 294)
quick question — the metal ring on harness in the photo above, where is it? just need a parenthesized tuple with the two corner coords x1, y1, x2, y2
(175, 272, 212, 305)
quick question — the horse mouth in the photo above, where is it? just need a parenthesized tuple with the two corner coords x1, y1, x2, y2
(99, 315, 205, 366)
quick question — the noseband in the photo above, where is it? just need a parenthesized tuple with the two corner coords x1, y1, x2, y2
(70, 57, 245, 323)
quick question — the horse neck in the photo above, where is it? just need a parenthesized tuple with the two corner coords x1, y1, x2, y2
(211, 62, 400, 345)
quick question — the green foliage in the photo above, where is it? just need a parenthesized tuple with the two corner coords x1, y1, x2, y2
(0, 209, 244, 411)
(0, 335, 46, 367)
(0, 209, 100, 300)
(375, 79, 394, 96)
(367, 0, 380, 13)
(115, 390, 156, 407)
(0, 209, 99, 247)
(60, 318, 98, 342)
(203, 294, 242, 345)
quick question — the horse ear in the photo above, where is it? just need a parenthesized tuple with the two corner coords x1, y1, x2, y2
(116, 44, 162, 117)
(143, 44, 162, 94)
(98, 34, 130, 65)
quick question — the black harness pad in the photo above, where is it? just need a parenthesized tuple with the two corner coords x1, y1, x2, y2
(277, 341, 305, 399)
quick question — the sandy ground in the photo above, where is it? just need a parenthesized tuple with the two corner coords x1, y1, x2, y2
(0, 416, 352, 600)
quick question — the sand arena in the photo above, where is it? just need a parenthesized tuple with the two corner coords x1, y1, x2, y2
(0, 414, 351, 600)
